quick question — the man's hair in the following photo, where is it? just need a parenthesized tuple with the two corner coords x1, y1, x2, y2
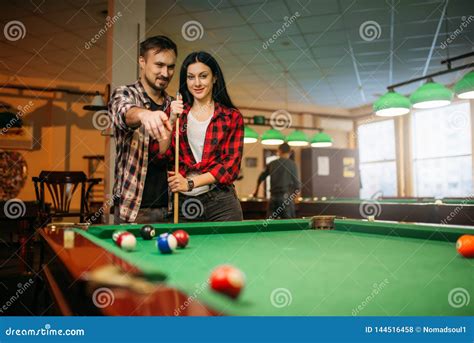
(278, 143, 290, 154)
(139, 35, 177, 58)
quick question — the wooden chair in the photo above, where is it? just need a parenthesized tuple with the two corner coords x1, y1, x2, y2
(32, 171, 101, 224)
(32, 171, 101, 314)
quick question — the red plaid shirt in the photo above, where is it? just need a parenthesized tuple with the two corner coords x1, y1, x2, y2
(164, 102, 244, 185)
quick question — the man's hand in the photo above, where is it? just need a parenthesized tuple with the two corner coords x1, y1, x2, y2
(138, 110, 172, 141)
(252, 186, 260, 198)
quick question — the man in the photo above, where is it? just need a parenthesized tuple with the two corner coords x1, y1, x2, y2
(253, 143, 301, 219)
(109, 35, 177, 223)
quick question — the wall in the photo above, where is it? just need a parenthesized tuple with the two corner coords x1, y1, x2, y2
(236, 108, 353, 198)
(0, 74, 106, 208)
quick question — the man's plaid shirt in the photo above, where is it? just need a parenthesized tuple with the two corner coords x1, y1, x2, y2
(108, 80, 172, 223)
(164, 102, 244, 185)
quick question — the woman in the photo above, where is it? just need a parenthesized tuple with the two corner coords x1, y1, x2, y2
(160, 51, 244, 221)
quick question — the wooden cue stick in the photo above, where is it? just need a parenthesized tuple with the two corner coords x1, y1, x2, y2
(173, 92, 181, 224)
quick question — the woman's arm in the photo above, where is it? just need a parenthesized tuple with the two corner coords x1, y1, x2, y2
(205, 110, 244, 184)
(192, 172, 216, 187)
(168, 171, 216, 193)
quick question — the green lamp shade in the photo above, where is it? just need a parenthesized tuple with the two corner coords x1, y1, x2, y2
(261, 129, 285, 145)
(253, 115, 266, 125)
(311, 132, 332, 147)
(373, 91, 410, 116)
(287, 130, 309, 146)
(410, 80, 453, 109)
(244, 126, 259, 144)
(454, 70, 474, 99)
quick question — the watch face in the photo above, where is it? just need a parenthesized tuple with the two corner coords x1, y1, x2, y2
(188, 179, 194, 191)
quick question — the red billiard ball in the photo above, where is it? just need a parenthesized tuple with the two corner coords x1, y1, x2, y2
(112, 230, 126, 242)
(173, 229, 189, 248)
(456, 235, 474, 258)
(116, 232, 136, 251)
(209, 265, 245, 299)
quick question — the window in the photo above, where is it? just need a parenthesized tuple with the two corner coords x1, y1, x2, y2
(357, 120, 397, 199)
(412, 101, 472, 197)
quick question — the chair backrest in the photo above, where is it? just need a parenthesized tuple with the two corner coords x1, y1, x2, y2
(33, 171, 87, 219)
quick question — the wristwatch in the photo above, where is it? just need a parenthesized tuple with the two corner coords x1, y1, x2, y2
(186, 178, 195, 192)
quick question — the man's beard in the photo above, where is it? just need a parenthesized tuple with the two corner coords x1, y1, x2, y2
(144, 74, 169, 92)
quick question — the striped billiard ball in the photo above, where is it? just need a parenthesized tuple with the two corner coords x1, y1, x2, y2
(173, 229, 189, 248)
(116, 232, 136, 251)
(209, 265, 245, 299)
(157, 233, 177, 254)
(112, 230, 126, 242)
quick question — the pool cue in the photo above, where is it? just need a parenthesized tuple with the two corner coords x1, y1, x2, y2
(173, 92, 181, 224)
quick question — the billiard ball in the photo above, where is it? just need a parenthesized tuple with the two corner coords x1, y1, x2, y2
(456, 235, 474, 258)
(173, 229, 189, 248)
(116, 232, 136, 251)
(209, 265, 245, 299)
(157, 233, 177, 254)
(367, 215, 375, 222)
(435, 199, 443, 205)
(140, 225, 155, 240)
(113, 231, 130, 245)
(112, 230, 126, 242)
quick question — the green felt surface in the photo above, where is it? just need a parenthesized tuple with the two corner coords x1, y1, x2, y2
(78, 219, 474, 316)
(300, 198, 474, 205)
(442, 199, 474, 205)
(319, 199, 432, 204)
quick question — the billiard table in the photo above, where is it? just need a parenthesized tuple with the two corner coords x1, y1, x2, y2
(240, 197, 474, 225)
(38, 217, 474, 316)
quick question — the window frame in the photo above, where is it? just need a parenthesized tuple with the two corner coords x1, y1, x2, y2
(356, 118, 398, 198)
(410, 100, 473, 197)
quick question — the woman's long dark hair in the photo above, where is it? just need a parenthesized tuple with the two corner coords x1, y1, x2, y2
(179, 51, 235, 109)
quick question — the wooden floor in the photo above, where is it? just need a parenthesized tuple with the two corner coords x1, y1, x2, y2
(0, 241, 52, 316)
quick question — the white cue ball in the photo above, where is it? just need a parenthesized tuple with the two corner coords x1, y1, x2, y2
(367, 215, 375, 222)
(434, 199, 443, 205)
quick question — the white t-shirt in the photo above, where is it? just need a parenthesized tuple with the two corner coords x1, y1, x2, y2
(181, 111, 212, 196)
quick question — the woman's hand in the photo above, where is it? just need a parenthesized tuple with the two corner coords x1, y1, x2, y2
(168, 171, 189, 192)
(170, 97, 184, 117)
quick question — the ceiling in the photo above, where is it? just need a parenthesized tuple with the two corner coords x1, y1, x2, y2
(1, 0, 473, 111)
(0, 0, 109, 84)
